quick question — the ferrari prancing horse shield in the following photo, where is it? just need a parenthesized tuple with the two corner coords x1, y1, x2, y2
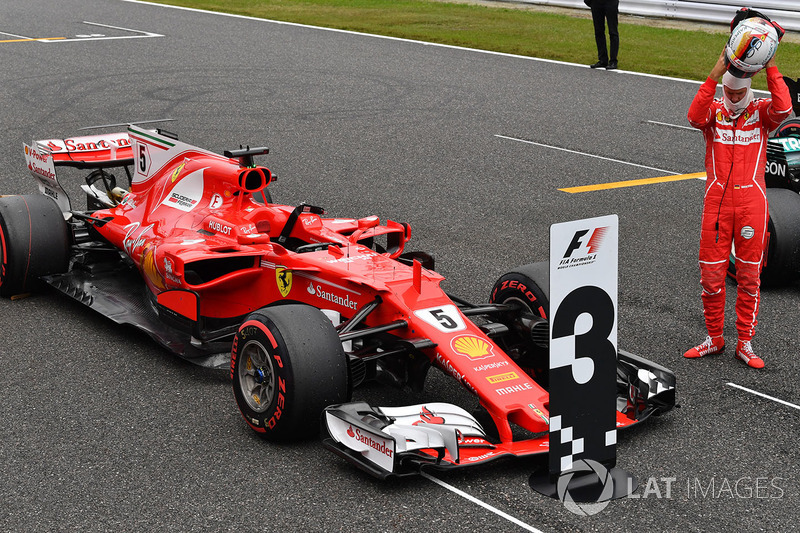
(276, 267, 292, 297)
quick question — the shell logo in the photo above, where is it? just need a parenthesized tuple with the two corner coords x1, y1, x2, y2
(451, 334, 494, 360)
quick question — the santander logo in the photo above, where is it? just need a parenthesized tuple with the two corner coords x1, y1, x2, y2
(307, 282, 358, 310)
(346, 425, 393, 458)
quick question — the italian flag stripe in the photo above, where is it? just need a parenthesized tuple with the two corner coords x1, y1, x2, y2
(128, 126, 175, 148)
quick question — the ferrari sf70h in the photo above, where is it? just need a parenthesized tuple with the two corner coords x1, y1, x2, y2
(0, 126, 676, 478)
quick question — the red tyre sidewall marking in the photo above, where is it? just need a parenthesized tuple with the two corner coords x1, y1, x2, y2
(241, 319, 278, 349)
(232, 318, 282, 433)
(0, 221, 7, 289)
(495, 278, 548, 320)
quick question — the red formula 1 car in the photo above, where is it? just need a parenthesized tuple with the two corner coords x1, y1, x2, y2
(1, 127, 675, 478)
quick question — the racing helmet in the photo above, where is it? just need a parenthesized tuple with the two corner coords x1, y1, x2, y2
(725, 16, 781, 78)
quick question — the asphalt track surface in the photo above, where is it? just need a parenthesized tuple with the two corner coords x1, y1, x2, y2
(1, 1, 799, 531)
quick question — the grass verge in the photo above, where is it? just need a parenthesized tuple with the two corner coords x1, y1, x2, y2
(149, 0, 799, 90)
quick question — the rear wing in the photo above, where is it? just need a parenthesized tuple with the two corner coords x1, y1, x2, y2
(34, 132, 134, 168)
(23, 132, 135, 215)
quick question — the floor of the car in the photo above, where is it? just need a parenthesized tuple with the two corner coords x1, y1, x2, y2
(43, 265, 231, 369)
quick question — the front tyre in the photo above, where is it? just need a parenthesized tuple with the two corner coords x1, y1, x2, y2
(489, 262, 550, 385)
(231, 304, 349, 440)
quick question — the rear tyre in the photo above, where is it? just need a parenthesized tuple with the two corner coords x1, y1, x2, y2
(761, 188, 800, 285)
(232, 304, 349, 440)
(728, 189, 800, 285)
(489, 262, 550, 386)
(0, 195, 70, 297)
(773, 117, 800, 138)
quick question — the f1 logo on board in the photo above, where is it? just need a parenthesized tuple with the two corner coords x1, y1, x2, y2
(559, 227, 609, 269)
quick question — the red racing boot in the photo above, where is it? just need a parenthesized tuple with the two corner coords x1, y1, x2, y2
(735, 340, 765, 369)
(684, 335, 725, 358)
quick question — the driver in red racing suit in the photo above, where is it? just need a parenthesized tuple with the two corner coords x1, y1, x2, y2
(684, 51, 791, 368)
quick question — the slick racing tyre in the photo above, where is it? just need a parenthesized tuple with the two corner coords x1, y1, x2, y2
(0, 195, 70, 297)
(232, 304, 349, 440)
(728, 189, 800, 285)
(489, 262, 550, 385)
(762, 188, 800, 285)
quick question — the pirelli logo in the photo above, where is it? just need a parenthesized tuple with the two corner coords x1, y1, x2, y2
(486, 372, 519, 384)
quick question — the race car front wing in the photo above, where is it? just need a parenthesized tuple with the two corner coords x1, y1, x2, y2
(323, 402, 549, 479)
(323, 350, 676, 479)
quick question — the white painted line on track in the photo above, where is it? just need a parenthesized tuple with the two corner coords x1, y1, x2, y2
(0, 30, 34, 39)
(647, 120, 697, 132)
(83, 21, 162, 35)
(40, 21, 163, 43)
(727, 383, 800, 411)
(495, 134, 681, 175)
(421, 472, 547, 533)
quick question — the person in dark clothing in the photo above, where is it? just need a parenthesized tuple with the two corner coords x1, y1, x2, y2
(589, 0, 619, 70)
